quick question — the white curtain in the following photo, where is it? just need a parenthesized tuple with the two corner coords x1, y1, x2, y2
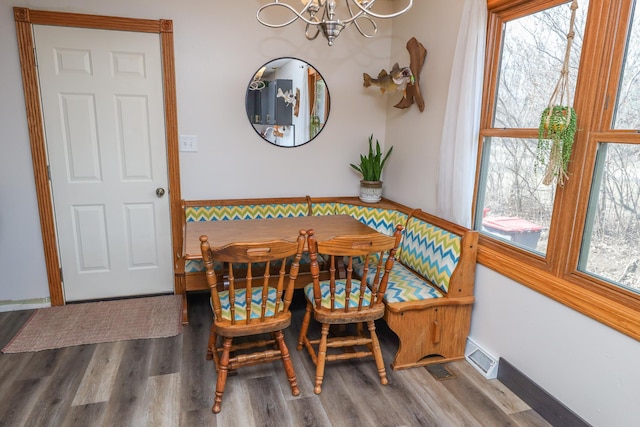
(436, 0, 488, 227)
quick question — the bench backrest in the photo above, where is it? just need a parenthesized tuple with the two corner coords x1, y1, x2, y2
(182, 198, 310, 273)
(310, 201, 338, 216)
(336, 203, 409, 237)
(311, 200, 410, 236)
(185, 202, 309, 222)
(181, 199, 476, 297)
(398, 215, 462, 295)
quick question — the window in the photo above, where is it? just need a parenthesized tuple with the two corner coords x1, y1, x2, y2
(475, 0, 640, 339)
(579, 142, 640, 292)
(475, 1, 587, 256)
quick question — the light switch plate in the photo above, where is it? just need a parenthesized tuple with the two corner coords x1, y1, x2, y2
(179, 134, 198, 152)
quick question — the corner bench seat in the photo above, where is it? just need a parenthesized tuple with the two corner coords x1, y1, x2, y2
(355, 261, 445, 303)
(177, 197, 477, 370)
(351, 210, 478, 369)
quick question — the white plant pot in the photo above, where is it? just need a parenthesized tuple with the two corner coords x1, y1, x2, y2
(359, 180, 383, 203)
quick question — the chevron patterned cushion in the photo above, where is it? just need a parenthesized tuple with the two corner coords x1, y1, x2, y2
(216, 287, 284, 321)
(186, 253, 316, 274)
(185, 203, 310, 274)
(311, 202, 338, 216)
(303, 279, 373, 309)
(353, 259, 444, 303)
(185, 203, 309, 222)
(398, 218, 461, 294)
(336, 203, 408, 237)
(185, 258, 221, 273)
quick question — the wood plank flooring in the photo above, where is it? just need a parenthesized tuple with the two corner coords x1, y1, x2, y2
(0, 292, 551, 427)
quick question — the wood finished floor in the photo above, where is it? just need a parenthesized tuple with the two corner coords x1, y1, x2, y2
(0, 292, 551, 427)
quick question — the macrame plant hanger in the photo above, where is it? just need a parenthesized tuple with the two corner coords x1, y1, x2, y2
(538, 0, 579, 187)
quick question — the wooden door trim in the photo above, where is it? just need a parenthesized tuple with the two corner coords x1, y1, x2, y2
(13, 8, 182, 306)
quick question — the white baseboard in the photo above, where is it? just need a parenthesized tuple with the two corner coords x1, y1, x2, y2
(0, 298, 51, 312)
(465, 337, 499, 379)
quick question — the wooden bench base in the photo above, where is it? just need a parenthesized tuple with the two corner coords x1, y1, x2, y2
(383, 297, 474, 370)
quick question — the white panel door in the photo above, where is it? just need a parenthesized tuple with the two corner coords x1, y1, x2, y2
(34, 25, 173, 301)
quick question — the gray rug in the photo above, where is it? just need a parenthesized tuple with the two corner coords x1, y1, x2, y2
(2, 294, 182, 353)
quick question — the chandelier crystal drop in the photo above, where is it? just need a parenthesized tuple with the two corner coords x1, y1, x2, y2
(257, 0, 413, 46)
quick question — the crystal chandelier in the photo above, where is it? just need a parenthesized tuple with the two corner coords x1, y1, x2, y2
(257, 0, 413, 46)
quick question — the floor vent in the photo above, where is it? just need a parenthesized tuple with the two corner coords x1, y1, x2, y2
(426, 364, 457, 381)
(465, 338, 499, 379)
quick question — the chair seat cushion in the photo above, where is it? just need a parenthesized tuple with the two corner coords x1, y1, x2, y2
(303, 280, 373, 309)
(353, 259, 444, 303)
(216, 287, 284, 321)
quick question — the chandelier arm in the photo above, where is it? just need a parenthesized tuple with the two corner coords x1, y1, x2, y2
(256, 0, 413, 45)
(352, 16, 378, 38)
(305, 22, 321, 40)
(257, 1, 321, 28)
(348, 0, 413, 20)
(345, 0, 367, 23)
(337, 0, 413, 27)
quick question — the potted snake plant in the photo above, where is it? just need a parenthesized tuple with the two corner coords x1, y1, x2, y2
(350, 134, 393, 203)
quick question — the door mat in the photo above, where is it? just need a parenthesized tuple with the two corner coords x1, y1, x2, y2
(2, 294, 182, 353)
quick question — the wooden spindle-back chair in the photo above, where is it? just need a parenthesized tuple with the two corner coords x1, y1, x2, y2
(199, 230, 306, 413)
(296, 225, 403, 394)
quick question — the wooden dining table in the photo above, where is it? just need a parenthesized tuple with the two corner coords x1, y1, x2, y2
(178, 214, 384, 323)
(183, 214, 382, 260)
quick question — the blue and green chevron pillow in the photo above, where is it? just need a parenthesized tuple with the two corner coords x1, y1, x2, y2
(186, 253, 315, 274)
(336, 203, 408, 237)
(398, 218, 461, 294)
(311, 202, 338, 216)
(185, 203, 308, 222)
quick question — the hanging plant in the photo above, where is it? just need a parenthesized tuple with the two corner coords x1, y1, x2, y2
(537, 105, 577, 186)
(536, 0, 579, 187)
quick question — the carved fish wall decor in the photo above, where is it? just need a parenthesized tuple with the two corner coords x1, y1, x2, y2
(363, 63, 414, 94)
(362, 37, 428, 112)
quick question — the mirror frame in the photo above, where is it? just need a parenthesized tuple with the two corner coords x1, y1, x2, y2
(245, 57, 330, 148)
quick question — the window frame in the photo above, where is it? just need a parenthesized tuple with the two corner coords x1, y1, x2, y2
(475, 0, 640, 340)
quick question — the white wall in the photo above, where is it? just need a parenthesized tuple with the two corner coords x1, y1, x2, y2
(0, 1, 49, 305)
(383, 0, 466, 213)
(2, 1, 639, 425)
(472, 267, 640, 426)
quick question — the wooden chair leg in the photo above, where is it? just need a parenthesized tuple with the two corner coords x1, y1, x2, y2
(212, 337, 232, 414)
(274, 330, 300, 396)
(211, 331, 221, 371)
(314, 323, 330, 394)
(297, 302, 313, 351)
(356, 322, 364, 337)
(207, 325, 217, 363)
(356, 322, 374, 352)
(367, 320, 388, 386)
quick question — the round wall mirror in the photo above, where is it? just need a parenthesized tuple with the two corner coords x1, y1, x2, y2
(245, 57, 330, 147)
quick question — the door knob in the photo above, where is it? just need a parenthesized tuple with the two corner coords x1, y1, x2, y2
(156, 187, 166, 197)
